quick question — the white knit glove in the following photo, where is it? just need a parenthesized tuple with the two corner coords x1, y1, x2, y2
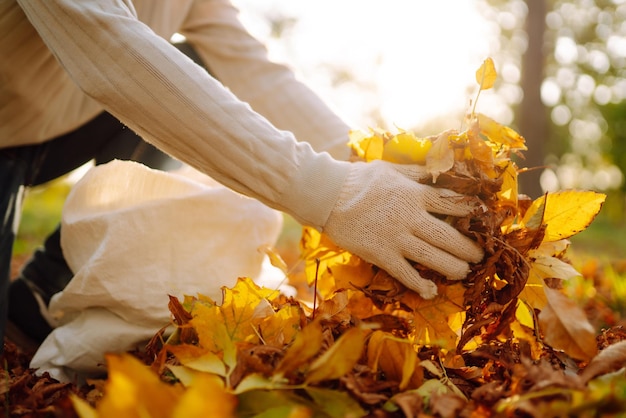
(323, 160, 484, 299)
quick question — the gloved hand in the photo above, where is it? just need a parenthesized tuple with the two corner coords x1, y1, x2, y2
(323, 160, 484, 299)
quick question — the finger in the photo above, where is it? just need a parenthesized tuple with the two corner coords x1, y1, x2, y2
(389, 162, 430, 182)
(398, 233, 474, 280)
(384, 256, 439, 299)
(411, 215, 484, 263)
(421, 186, 483, 217)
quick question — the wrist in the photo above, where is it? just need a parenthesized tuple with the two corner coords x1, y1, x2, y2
(278, 146, 351, 229)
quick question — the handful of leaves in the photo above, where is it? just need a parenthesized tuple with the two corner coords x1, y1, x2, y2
(74, 59, 626, 418)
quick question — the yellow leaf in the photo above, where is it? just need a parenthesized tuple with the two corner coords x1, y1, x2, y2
(71, 395, 98, 418)
(510, 319, 544, 360)
(475, 57, 497, 90)
(97, 354, 182, 418)
(382, 132, 432, 164)
(519, 267, 548, 310)
(522, 191, 606, 242)
(425, 130, 456, 182)
(257, 303, 302, 347)
(258, 244, 288, 275)
(172, 373, 237, 418)
(305, 327, 367, 384)
(166, 347, 227, 376)
(367, 331, 423, 390)
(496, 162, 518, 208)
(190, 303, 238, 370)
(477, 113, 526, 150)
(348, 130, 384, 161)
(275, 318, 324, 375)
(219, 277, 275, 343)
(400, 283, 466, 349)
(538, 287, 598, 362)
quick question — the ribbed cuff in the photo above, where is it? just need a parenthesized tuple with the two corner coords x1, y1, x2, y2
(278, 150, 351, 230)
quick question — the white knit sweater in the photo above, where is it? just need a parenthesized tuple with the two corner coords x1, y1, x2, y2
(1, 0, 352, 229)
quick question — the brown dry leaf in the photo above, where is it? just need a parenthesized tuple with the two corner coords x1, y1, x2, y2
(426, 130, 456, 182)
(538, 287, 598, 362)
(467, 119, 496, 177)
(580, 340, 626, 383)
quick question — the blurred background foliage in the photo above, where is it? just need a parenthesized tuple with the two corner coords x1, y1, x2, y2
(474, 0, 626, 262)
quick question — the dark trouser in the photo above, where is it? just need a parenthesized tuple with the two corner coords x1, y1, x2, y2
(0, 112, 180, 348)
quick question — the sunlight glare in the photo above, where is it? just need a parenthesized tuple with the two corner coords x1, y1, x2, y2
(233, 0, 496, 130)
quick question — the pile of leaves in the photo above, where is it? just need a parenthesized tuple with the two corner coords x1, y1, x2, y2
(3, 59, 626, 417)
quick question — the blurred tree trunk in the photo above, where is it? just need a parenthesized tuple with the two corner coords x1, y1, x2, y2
(517, 0, 547, 198)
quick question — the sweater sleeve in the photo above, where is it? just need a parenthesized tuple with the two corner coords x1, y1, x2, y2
(16, 0, 350, 229)
(179, 0, 352, 161)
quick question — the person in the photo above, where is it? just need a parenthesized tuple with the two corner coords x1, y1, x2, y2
(1, 0, 484, 352)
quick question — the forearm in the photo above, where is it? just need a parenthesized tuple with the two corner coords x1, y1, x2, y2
(17, 0, 349, 228)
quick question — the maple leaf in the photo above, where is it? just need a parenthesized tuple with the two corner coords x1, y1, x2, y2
(400, 283, 466, 349)
(168, 278, 285, 381)
(256, 303, 303, 347)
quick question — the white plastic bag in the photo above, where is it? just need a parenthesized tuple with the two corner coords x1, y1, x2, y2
(31, 160, 285, 381)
